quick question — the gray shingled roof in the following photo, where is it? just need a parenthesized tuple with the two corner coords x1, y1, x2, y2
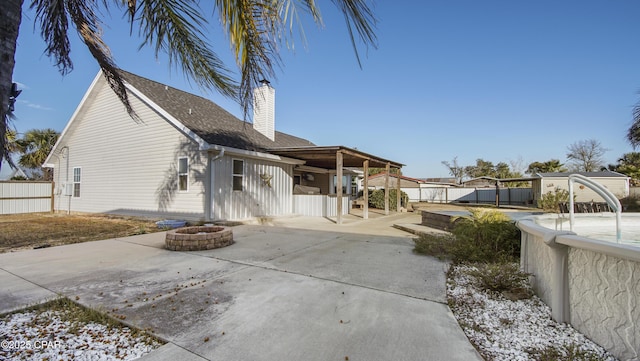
(120, 71, 314, 151)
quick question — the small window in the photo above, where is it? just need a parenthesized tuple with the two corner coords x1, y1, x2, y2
(178, 157, 189, 191)
(232, 159, 244, 191)
(73, 167, 81, 197)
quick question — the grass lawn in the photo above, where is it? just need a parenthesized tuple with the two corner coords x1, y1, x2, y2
(0, 213, 162, 253)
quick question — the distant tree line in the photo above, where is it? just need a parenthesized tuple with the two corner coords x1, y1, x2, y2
(442, 138, 640, 186)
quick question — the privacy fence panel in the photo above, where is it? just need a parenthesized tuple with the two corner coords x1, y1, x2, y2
(0, 181, 53, 215)
(417, 187, 532, 205)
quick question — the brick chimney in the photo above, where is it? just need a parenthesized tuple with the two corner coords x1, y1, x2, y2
(253, 79, 275, 141)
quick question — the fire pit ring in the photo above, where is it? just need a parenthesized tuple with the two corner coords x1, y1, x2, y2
(165, 226, 234, 251)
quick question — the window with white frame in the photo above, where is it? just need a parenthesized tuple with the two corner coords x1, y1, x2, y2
(232, 159, 244, 191)
(178, 157, 189, 191)
(73, 167, 81, 197)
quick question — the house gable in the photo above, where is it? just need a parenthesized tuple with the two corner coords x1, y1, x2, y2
(45, 72, 209, 218)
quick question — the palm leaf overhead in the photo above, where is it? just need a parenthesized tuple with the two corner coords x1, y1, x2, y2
(215, 0, 377, 117)
(135, 0, 238, 99)
(2, 0, 377, 170)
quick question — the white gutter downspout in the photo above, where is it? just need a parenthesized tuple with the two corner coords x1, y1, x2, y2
(208, 149, 225, 221)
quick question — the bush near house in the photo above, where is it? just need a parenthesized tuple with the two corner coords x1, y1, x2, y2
(620, 194, 640, 212)
(538, 187, 571, 213)
(368, 189, 409, 211)
(414, 208, 520, 264)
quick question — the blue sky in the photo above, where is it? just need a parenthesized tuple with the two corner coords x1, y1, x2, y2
(10, 0, 640, 178)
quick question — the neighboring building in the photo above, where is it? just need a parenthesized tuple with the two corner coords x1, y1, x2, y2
(367, 172, 457, 202)
(531, 171, 630, 203)
(44, 70, 401, 221)
(422, 177, 458, 185)
(368, 173, 425, 190)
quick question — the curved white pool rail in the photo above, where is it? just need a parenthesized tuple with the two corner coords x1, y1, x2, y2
(568, 174, 622, 242)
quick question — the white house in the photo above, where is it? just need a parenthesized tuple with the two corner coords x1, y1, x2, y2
(44, 70, 402, 222)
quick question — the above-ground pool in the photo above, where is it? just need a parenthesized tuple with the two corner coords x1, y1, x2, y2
(533, 213, 640, 246)
(517, 212, 640, 360)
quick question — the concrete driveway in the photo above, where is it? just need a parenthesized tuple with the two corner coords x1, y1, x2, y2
(0, 212, 482, 361)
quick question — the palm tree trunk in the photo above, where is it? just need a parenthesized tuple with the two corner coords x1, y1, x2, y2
(0, 0, 24, 171)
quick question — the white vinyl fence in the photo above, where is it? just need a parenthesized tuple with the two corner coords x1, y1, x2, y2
(0, 181, 54, 215)
(293, 194, 350, 217)
(410, 187, 533, 205)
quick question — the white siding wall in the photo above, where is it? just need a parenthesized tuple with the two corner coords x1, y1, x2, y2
(52, 78, 208, 220)
(211, 155, 293, 220)
(540, 177, 629, 202)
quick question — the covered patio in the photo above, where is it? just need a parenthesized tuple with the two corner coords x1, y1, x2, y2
(268, 146, 404, 224)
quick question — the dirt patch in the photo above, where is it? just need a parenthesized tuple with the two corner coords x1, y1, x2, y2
(0, 213, 161, 253)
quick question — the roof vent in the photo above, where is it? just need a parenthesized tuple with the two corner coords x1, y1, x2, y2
(188, 108, 192, 115)
(164, 85, 168, 90)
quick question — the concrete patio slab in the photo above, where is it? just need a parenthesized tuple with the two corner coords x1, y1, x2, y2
(0, 269, 58, 314)
(0, 212, 482, 361)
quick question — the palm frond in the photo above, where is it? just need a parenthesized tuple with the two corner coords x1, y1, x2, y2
(31, 0, 74, 74)
(66, 0, 137, 118)
(629, 103, 640, 149)
(330, 0, 378, 67)
(215, 0, 282, 119)
(0, 113, 17, 170)
(135, 0, 239, 101)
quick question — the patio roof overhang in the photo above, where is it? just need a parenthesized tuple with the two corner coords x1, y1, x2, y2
(267, 146, 403, 170)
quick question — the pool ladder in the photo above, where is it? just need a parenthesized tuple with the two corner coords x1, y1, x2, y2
(568, 174, 622, 243)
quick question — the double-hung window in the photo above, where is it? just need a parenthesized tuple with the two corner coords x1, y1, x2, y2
(73, 167, 81, 197)
(178, 157, 189, 191)
(232, 159, 244, 191)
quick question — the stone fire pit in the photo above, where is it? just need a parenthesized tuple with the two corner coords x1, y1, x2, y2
(165, 226, 234, 251)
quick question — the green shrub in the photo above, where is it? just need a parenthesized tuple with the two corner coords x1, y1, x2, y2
(368, 189, 409, 211)
(449, 209, 520, 263)
(413, 209, 520, 263)
(413, 232, 457, 260)
(538, 187, 570, 212)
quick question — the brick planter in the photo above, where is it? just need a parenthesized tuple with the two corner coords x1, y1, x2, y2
(165, 226, 234, 251)
(421, 211, 464, 231)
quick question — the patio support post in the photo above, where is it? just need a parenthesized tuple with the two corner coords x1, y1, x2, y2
(384, 162, 390, 215)
(396, 168, 401, 212)
(50, 181, 55, 213)
(363, 160, 369, 219)
(337, 151, 343, 224)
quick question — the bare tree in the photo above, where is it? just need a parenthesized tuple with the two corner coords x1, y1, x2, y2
(566, 139, 608, 172)
(441, 157, 465, 184)
(509, 156, 526, 176)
